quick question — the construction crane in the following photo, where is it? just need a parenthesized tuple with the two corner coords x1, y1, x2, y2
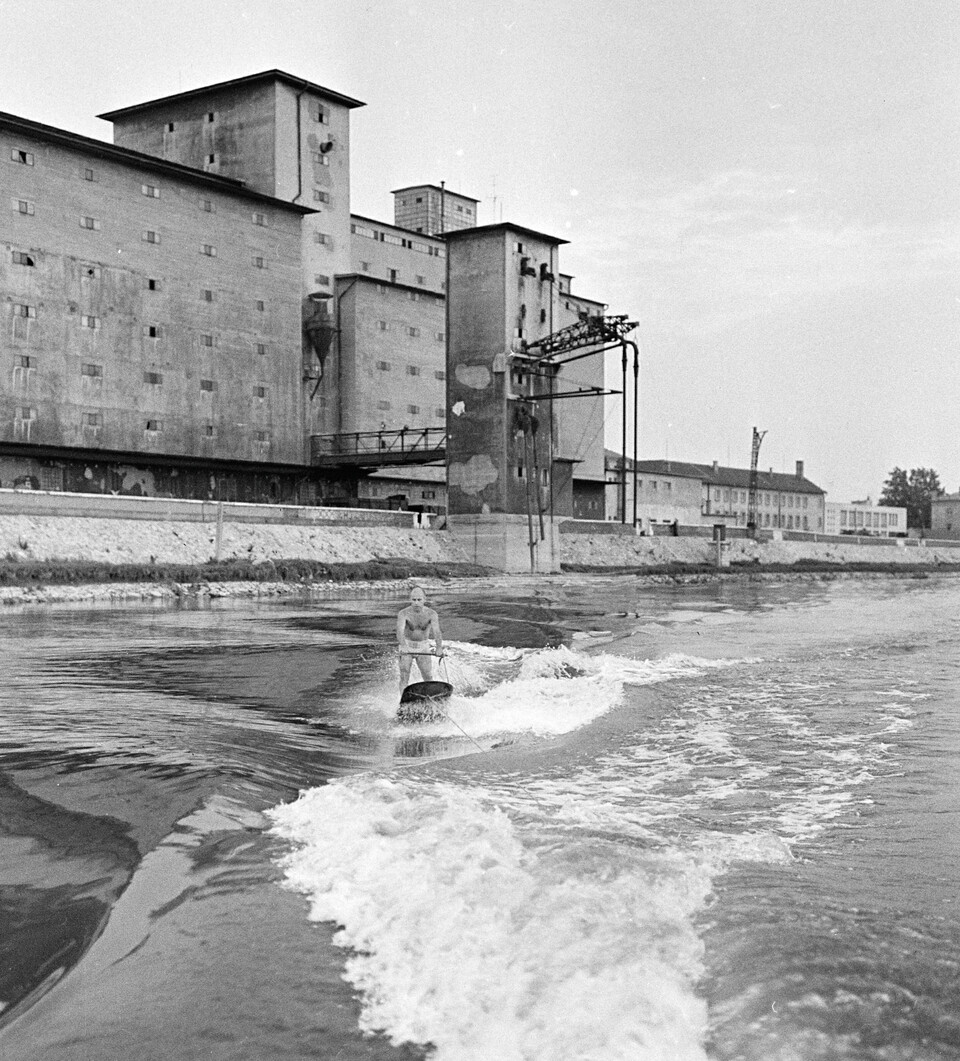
(747, 427, 767, 537)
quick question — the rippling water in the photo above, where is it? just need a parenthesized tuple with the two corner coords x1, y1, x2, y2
(2, 576, 960, 1060)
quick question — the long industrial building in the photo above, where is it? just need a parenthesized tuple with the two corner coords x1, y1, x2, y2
(1, 69, 611, 517)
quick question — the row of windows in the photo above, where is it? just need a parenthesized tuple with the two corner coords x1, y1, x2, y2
(373, 282, 443, 300)
(372, 322, 443, 340)
(375, 362, 445, 378)
(396, 193, 475, 219)
(374, 401, 445, 417)
(710, 487, 811, 508)
(350, 222, 445, 257)
(10, 244, 273, 271)
(11, 406, 272, 443)
(839, 509, 899, 528)
(12, 357, 271, 395)
(7, 152, 277, 224)
(357, 262, 446, 289)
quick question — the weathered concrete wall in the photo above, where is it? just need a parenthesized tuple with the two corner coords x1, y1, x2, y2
(561, 533, 960, 568)
(0, 513, 466, 565)
(1, 123, 305, 464)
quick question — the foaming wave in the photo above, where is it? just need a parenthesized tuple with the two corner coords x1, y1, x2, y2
(399, 646, 748, 740)
(269, 776, 712, 1060)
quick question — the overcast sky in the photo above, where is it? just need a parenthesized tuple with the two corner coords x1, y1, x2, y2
(3, 0, 958, 498)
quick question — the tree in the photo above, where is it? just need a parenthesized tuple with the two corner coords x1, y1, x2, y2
(880, 466, 944, 529)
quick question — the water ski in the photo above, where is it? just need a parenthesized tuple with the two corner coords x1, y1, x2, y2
(397, 680, 452, 723)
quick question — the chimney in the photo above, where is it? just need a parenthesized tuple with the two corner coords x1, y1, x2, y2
(795, 460, 804, 479)
(712, 460, 719, 473)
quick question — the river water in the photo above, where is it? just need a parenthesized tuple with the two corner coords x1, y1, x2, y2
(1, 574, 959, 1060)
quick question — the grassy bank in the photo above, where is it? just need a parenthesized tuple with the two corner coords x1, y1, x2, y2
(0, 557, 492, 587)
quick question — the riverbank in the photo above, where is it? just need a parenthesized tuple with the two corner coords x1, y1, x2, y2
(3, 512, 960, 605)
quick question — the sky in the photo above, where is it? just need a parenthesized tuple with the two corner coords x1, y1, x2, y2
(2, 0, 958, 499)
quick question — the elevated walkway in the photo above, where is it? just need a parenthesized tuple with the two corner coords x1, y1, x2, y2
(310, 428, 445, 470)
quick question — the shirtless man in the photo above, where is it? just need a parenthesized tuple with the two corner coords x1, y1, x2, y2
(397, 586, 443, 692)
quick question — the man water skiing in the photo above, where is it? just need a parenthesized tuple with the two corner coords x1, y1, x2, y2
(396, 586, 443, 693)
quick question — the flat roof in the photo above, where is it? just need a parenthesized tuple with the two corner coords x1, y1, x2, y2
(99, 69, 365, 121)
(350, 213, 444, 241)
(0, 110, 315, 213)
(334, 272, 444, 298)
(391, 184, 480, 203)
(441, 221, 568, 246)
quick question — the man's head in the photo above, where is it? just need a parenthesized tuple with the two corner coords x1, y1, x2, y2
(409, 587, 426, 607)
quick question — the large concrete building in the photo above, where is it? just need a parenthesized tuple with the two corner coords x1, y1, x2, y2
(1, 69, 613, 525)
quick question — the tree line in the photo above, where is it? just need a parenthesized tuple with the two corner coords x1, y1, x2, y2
(879, 467, 944, 530)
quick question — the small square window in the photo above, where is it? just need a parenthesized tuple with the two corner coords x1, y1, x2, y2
(408, 326, 420, 337)
(202, 288, 214, 302)
(376, 360, 391, 371)
(201, 244, 217, 257)
(15, 199, 35, 216)
(253, 212, 266, 226)
(255, 430, 270, 443)
(12, 251, 35, 267)
(314, 274, 330, 286)
(166, 122, 175, 132)
(200, 379, 215, 392)
(407, 404, 420, 415)
(255, 300, 265, 312)
(313, 189, 330, 203)
(435, 407, 445, 418)
(200, 334, 214, 347)
(79, 165, 94, 181)
(254, 385, 267, 398)
(201, 199, 214, 213)
(253, 256, 265, 269)
(11, 149, 34, 165)
(377, 400, 391, 411)
(377, 320, 388, 331)
(435, 331, 445, 342)
(83, 412, 102, 427)
(142, 229, 160, 244)
(81, 216, 102, 231)
(142, 325, 162, 338)
(207, 112, 216, 123)
(80, 314, 99, 329)
(146, 277, 160, 290)
(13, 303, 36, 319)
(256, 343, 267, 355)
(207, 153, 216, 164)
(205, 424, 216, 437)
(406, 365, 421, 376)
(360, 261, 370, 272)
(143, 371, 163, 384)
(314, 232, 330, 245)
(15, 355, 35, 368)
(81, 363, 103, 377)
(434, 369, 446, 380)
(314, 104, 328, 124)
(146, 419, 163, 432)
(141, 183, 160, 198)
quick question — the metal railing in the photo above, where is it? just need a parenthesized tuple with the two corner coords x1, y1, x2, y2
(310, 427, 446, 466)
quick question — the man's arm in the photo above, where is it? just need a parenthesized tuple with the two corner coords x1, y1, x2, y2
(397, 608, 407, 648)
(430, 611, 443, 656)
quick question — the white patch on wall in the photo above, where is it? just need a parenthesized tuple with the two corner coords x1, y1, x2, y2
(448, 454, 499, 495)
(454, 364, 491, 390)
(452, 401, 466, 416)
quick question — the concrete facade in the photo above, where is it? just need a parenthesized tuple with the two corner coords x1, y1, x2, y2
(392, 184, 479, 235)
(101, 71, 363, 302)
(1, 110, 308, 478)
(927, 494, 959, 539)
